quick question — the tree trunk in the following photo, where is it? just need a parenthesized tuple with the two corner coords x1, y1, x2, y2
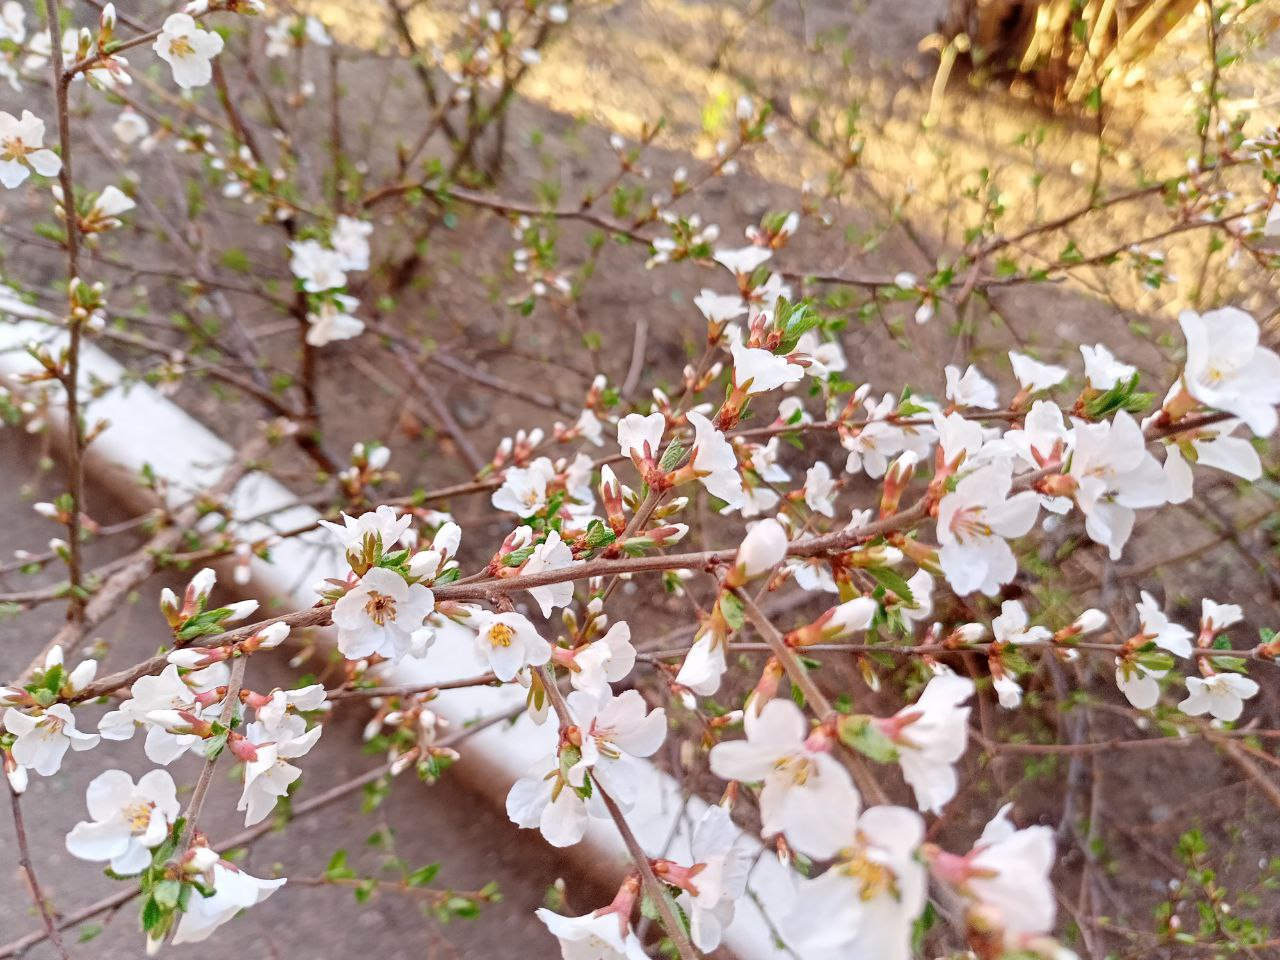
(941, 0, 1199, 105)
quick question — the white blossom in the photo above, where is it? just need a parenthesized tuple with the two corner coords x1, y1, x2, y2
(332, 215, 373, 271)
(783, 805, 927, 960)
(523, 530, 579, 617)
(171, 861, 285, 944)
(1009, 351, 1068, 394)
(289, 238, 347, 292)
(1116, 659, 1165, 710)
(491, 458, 556, 517)
(472, 609, 551, 681)
(237, 708, 323, 825)
(709, 698, 860, 858)
(66, 769, 179, 874)
(880, 670, 974, 814)
(1178, 307, 1280, 436)
(0, 110, 61, 189)
(1135, 591, 1193, 658)
(803, 461, 837, 516)
(944, 363, 999, 410)
(306, 294, 364, 346)
(967, 806, 1058, 939)
(682, 805, 751, 951)
(570, 621, 637, 694)
(535, 908, 648, 960)
(936, 460, 1040, 596)
(992, 600, 1051, 646)
(4, 704, 99, 776)
(730, 341, 803, 394)
(687, 411, 744, 510)
(153, 14, 224, 89)
(332, 567, 435, 661)
(1067, 411, 1167, 559)
(1080, 343, 1136, 389)
(1180, 673, 1259, 722)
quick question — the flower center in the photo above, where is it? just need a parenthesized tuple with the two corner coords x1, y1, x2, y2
(1, 136, 28, 159)
(168, 35, 195, 57)
(125, 801, 154, 833)
(839, 851, 898, 902)
(488, 623, 515, 647)
(949, 506, 992, 540)
(364, 590, 398, 626)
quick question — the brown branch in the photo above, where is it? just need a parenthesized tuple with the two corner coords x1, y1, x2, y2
(8, 783, 71, 960)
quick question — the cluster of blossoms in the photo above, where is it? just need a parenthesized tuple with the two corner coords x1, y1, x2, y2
(289, 215, 375, 346)
(3, 2, 1279, 958)
(0, 565, 325, 948)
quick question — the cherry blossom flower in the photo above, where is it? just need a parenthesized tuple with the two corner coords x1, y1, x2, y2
(1135, 591, 1193, 658)
(4, 703, 99, 776)
(565, 688, 666, 794)
(1009, 350, 1068, 394)
(1002, 400, 1072, 469)
(936, 460, 1040, 596)
(1201, 598, 1243, 633)
(1116, 658, 1165, 710)
(66, 769, 179, 874)
(491, 458, 556, 517)
(1178, 307, 1280, 436)
(617, 411, 666, 468)
(569, 621, 637, 694)
(98, 662, 223, 763)
(321, 505, 412, 555)
(784, 805, 927, 960)
(153, 14, 224, 89)
(332, 567, 435, 661)
(896, 569, 935, 629)
(878, 670, 974, 813)
(535, 908, 649, 960)
(794, 330, 847, 378)
(306, 294, 363, 346)
(238, 708, 323, 826)
(730, 341, 803, 393)
(992, 600, 1052, 646)
(0, 109, 61, 189)
(1080, 343, 1136, 389)
(289, 238, 347, 292)
(714, 245, 772, 276)
(694, 289, 747, 325)
(112, 109, 150, 145)
(945, 363, 999, 410)
(171, 861, 285, 944)
(506, 753, 592, 846)
(678, 806, 751, 951)
(965, 805, 1058, 939)
(686, 410, 744, 510)
(1163, 419, 1262, 504)
(1180, 673, 1259, 722)
(1067, 411, 1167, 559)
(471, 609, 551, 681)
(709, 698, 859, 858)
(523, 530, 579, 617)
(993, 674, 1023, 709)
(803, 461, 837, 516)
(731, 517, 787, 583)
(332, 215, 372, 271)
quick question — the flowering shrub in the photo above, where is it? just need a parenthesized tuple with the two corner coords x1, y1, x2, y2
(1, 1, 1278, 959)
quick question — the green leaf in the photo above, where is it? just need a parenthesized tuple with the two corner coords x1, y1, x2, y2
(836, 714, 899, 763)
(865, 566, 914, 605)
(718, 591, 745, 631)
(408, 863, 440, 887)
